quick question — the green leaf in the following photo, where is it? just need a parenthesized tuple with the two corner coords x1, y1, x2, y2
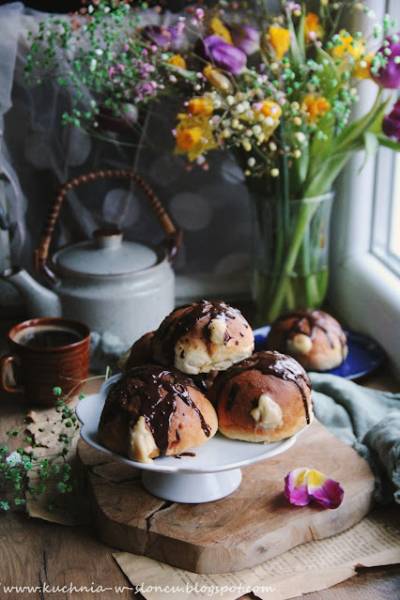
(315, 48, 340, 101)
(334, 91, 388, 153)
(304, 150, 352, 197)
(287, 11, 304, 66)
(377, 134, 400, 152)
(359, 131, 379, 172)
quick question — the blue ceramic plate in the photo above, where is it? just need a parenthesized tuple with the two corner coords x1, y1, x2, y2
(254, 326, 386, 380)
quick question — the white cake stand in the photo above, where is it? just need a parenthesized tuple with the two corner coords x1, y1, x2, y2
(76, 375, 304, 504)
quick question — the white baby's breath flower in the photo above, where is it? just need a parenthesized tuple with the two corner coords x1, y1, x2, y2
(242, 139, 252, 152)
(270, 168, 280, 177)
(6, 451, 22, 467)
(295, 132, 306, 143)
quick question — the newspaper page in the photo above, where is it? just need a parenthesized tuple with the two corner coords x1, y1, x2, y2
(113, 511, 400, 600)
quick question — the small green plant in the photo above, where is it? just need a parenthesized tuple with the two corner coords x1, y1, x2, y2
(0, 387, 81, 513)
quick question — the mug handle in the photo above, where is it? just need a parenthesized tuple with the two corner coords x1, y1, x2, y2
(0, 355, 24, 395)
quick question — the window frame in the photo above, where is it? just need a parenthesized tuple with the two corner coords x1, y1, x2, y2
(330, 0, 400, 377)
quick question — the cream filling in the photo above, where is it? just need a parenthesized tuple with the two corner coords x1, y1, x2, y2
(250, 394, 283, 429)
(287, 333, 313, 355)
(128, 416, 158, 463)
(208, 317, 227, 345)
(174, 341, 254, 374)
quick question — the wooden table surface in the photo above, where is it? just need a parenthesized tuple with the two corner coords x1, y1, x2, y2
(0, 321, 399, 599)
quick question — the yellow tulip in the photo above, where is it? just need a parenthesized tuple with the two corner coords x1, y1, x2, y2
(267, 26, 291, 60)
(210, 17, 233, 44)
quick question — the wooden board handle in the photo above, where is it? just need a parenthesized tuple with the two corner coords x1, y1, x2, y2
(34, 169, 181, 281)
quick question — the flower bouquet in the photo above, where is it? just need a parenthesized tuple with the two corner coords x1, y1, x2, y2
(27, 0, 400, 323)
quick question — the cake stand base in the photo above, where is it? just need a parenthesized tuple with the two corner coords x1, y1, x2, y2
(141, 469, 242, 503)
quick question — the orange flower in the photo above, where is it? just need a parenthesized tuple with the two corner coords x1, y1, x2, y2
(176, 126, 203, 152)
(175, 114, 217, 161)
(267, 26, 291, 60)
(188, 97, 214, 117)
(354, 53, 374, 79)
(168, 54, 187, 69)
(258, 100, 282, 121)
(304, 13, 323, 42)
(254, 100, 282, 141)
(302, 95, 331, 122)
(210, 17, 233, 44)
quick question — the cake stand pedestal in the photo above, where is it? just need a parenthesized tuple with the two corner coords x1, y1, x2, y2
(141, 469, 242, 503)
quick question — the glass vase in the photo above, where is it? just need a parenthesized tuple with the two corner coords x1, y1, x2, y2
(250, 181, 334, 325)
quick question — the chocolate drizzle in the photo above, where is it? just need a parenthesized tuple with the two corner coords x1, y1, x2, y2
(215, 351, 312, 424)
(174, 451, 196, 459)
(101, 366, 211, 455)
(153, 300, 240, 364)
(273, 310, 347, 358)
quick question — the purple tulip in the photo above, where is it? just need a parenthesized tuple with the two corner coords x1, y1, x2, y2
(203, 35, 247, 75)
(383, 100, 400, 142)
(373, 36, 400, 89)
(231, 25, 260, 55)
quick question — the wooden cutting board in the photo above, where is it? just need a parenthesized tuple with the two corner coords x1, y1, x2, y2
(77, 420, 375, 574)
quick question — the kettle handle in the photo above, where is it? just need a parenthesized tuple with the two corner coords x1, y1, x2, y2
(34, 169, 182, 281)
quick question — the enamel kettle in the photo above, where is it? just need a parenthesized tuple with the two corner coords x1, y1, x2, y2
(4, 169, 181, 360)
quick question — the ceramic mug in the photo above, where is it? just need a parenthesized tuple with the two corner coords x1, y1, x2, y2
(0, 318, 90, 406)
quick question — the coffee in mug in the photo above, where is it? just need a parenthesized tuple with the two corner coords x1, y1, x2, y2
(0, 318, 90, 406)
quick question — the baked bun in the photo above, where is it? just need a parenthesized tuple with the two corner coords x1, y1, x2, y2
(98, 365, 218, 463)
(213, 351, 312, 443)
(266, 310, 348, 371)
(152, 300, 254, 375)
(123, 331, 155, 371)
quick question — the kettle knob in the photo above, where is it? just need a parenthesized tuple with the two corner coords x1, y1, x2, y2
(94, 227, 123, 249)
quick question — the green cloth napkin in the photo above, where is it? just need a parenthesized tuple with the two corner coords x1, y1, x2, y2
(310, 373, 400, 505)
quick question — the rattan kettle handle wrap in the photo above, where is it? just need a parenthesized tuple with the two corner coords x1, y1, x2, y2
(34, 169, 181, 279)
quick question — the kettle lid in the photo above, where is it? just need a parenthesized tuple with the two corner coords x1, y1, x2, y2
(53, 228, 159, 277)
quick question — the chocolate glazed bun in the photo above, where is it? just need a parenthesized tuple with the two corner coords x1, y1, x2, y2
(266, 310, 348, 371)
(152, 300, 254, 375)
(213, 351, 313, 443)
(123, 332, 155, 371)
(98, 365, 218, 463)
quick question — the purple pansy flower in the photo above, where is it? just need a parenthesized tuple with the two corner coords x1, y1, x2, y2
(383, 100, 400, 142)
(203, 35, 247, 75)
(232, 25, 260, 55)
(284, 468, 344, 510)
(373, 35, 400, 89)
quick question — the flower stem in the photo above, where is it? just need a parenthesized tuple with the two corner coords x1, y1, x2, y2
(266, 200, 319, 322)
